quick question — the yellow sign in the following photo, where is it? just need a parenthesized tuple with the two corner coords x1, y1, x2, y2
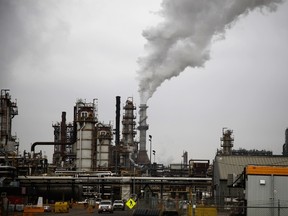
(126, 198, 136, 209)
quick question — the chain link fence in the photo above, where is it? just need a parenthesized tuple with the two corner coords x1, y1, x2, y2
(217, 200, 288, 216)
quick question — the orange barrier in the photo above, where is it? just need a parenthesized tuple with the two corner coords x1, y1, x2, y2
(23, 206, 44, 216)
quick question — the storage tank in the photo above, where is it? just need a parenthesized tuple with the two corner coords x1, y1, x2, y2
(96, 123, 113, 168)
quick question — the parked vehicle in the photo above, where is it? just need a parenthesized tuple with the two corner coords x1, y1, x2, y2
(113, 200, 125, 210)
(43, 205, 52, 212)
(98, 200, 113, 214)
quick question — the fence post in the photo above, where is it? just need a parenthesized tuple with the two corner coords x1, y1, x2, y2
(278, 199, 280, 216)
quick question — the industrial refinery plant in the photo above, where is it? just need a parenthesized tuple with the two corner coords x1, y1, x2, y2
(0, 89, 212, 210)
(3, 89, 288, 216)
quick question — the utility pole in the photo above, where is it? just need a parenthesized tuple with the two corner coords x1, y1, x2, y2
(149, 135, 152, 176)
(149, 135, 152, 164)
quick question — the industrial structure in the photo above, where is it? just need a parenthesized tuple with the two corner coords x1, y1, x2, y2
(213, 128, 288, 215)
(0, 89, 18, 158)
(282, 128, 288, 156)
(2, 89, 288, 216)
(52, 111, 75, 168)
(0, 90, 212, 210)
(220, 128, 234, 155)
(51, 97, 141, 173)
(244, 165, 288, 216)
(137, 104, 150, 165)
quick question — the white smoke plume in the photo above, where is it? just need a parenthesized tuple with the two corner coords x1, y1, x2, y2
(137, 0, 284, 104)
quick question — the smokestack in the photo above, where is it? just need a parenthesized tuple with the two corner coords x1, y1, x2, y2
(282, 128, 288, 156)
(138, 104, 148, 151)
(60, 111, 67, 156)
(137, 104, 150, 164)
(115, 96, 121, 146)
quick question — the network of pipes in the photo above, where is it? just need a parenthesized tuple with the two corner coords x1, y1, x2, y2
(0, 89, 212, 206)
(0, 90, 153, 175)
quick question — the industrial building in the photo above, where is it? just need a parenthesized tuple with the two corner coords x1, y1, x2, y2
(51, 97, 149, 173)
(245, 165, 288, 216)
(213, 128, 288, 215)
(0, 89, 19, 158)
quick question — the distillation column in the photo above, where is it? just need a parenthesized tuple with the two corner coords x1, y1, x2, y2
(220, 128, 234, 155)
(0, 89, 18, 155)
(75, 99, 98, 171)
(52, 112, 75, 168)
(121, 98, 137, 167)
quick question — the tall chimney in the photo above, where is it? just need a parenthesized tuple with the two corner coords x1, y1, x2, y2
(137, 104, 150, 164)
(115, 96, 121, 146)
(114, 96, 121, 171)
(60, 112, 67, 157)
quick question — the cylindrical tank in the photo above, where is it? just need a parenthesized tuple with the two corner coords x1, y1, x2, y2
(76, 122, 94, 170)
(26, 185, 81, 201)
(75, 99, 97, 171)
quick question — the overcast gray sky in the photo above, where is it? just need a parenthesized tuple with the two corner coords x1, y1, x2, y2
(1, 0, 288, 165)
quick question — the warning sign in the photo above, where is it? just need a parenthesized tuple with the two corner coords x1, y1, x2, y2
(126, 198, 136, 209)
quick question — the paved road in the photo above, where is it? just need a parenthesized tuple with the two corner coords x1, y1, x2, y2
(13, 205, 227, 216)
(10, 208, 229, 216)
(42, 207, 134, 216)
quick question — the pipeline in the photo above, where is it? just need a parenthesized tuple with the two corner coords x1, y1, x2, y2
(31, 142, 74, 152)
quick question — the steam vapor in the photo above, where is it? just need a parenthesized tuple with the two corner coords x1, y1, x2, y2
(137, 0, 284, 104)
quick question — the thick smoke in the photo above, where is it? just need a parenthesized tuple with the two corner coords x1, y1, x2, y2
(137, 0, 284, 104)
